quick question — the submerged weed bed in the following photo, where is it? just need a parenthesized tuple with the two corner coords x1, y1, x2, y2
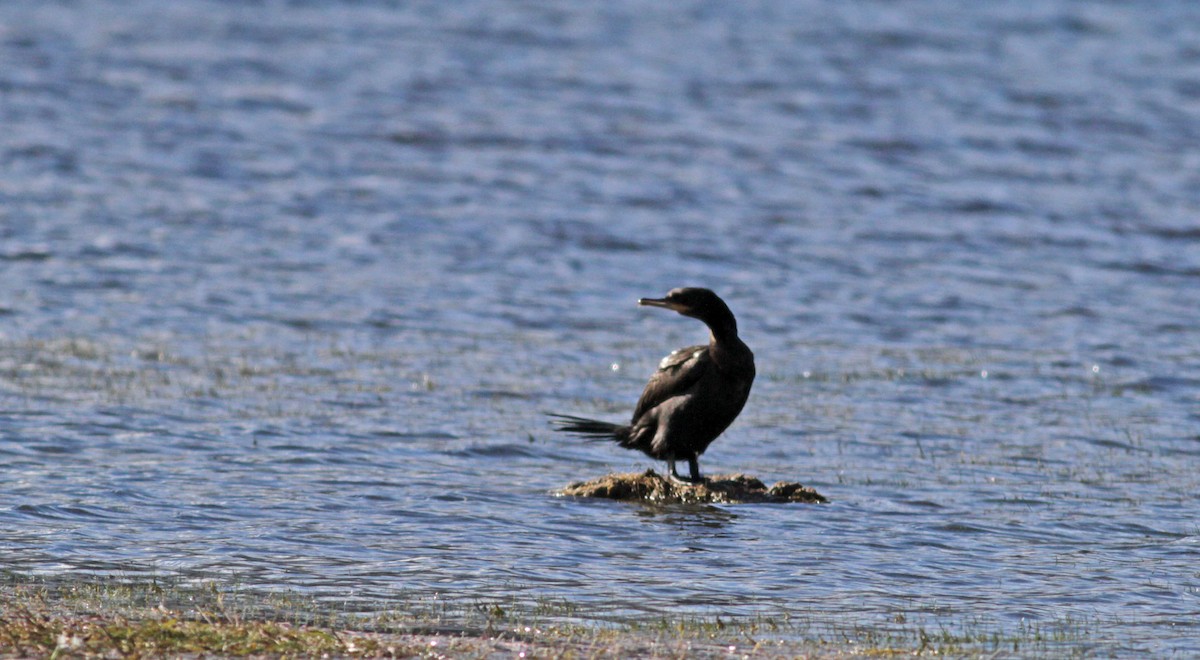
(0, 573, 1099, 658)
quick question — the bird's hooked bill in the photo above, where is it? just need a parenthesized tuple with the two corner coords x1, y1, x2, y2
(638, 297, 681, 310)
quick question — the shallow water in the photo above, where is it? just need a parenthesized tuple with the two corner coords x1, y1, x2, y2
(2, 0, 1199, 654)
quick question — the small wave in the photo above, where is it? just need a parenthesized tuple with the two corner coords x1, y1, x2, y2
(448, 442, 540, 458)
(12, 503, 123, 521)
(1126, 376, 1200, 394)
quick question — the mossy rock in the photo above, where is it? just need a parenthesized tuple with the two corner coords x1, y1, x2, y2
(559, 469, 827, 504)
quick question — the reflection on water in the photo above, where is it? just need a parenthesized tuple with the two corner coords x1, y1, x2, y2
(2, 0, 1200, 654)
(632, 504, 740, 531)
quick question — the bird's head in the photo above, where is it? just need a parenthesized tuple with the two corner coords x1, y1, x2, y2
(638, 287, 735, 330)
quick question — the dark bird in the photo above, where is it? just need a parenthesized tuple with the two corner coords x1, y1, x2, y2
(551, 287, 755, 483)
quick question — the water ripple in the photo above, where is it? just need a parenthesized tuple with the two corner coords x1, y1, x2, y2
(1, 0, 1199, 654)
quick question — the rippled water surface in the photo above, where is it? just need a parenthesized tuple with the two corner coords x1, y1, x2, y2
(3, 1, 1200, 654)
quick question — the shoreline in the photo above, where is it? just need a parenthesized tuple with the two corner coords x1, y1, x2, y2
(0, 574, 1095, 658)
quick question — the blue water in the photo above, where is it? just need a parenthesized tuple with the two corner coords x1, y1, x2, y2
(2, 0, 1199, 653)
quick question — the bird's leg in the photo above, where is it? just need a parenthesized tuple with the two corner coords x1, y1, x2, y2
(667, 460, 682, 481)
(667, 458, 705, 485)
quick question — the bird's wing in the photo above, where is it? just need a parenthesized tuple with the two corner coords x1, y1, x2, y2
(632, 345, 710, 422)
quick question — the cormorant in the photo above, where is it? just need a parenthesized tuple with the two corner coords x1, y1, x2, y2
(551, 287, 756, 483)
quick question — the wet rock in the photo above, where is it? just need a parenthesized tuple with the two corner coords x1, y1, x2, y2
(559, 469, 827, 504)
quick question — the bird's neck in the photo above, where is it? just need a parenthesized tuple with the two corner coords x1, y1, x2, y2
(706, 316, 744, 354)
(702, 309, 738, 342)
(707, 321, 737, 346)
(708, 322, 753, 376)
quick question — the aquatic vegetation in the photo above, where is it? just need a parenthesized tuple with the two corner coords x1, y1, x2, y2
(559, 469, 827, 503)
(0, 575, 1099, 658)
(0, 588, 390, 658)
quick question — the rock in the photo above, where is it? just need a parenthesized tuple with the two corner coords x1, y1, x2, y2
(558, 469, 827, 504)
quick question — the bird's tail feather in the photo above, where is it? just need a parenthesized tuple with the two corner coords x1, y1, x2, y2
(548, 413, 631, 443)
